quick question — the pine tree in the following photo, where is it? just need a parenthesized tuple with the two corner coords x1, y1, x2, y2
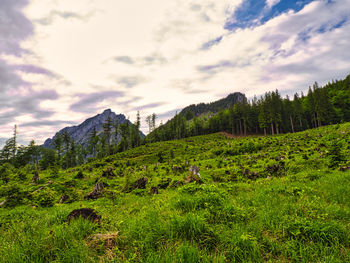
(53, 133, 63, 165)
(151, 113, 157, 131)
(146, 115, 152, 133)
(12, 125, 17, 158)
(103, 115, 113, 155)
(88, 127, 99, 157)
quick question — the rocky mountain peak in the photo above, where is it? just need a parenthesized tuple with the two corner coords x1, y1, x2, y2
(43, 109, 134, 149)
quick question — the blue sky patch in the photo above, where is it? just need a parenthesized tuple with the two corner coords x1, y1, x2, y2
(201, 36, 223, 50)
(225, 0, 315, 30)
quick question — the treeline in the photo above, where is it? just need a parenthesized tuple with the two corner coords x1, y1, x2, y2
(0, 113, 143, 169)
(1, 75, 349, 169)
(147, 74, 350, 142)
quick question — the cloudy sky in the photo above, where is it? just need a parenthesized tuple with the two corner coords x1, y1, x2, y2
(1, 0, 350, 145)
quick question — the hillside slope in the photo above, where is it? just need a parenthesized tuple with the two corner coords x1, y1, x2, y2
(0, 123, 350, 262)
(180, 92, 246, 118)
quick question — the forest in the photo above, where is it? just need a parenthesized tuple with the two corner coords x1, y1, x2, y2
(0, 74, 349, 171)
(147, 75, 350, 142)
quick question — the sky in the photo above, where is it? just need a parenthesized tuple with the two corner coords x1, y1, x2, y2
(1, 0, 350, 146)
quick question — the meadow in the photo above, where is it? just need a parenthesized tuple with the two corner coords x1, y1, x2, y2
(0, 123, 349, 262)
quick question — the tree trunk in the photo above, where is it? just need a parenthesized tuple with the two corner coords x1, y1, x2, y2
(243, 119, 247, 136)
(271, 122, 274, 135)
(290, 115, 294, 133)
(276, 123, 279, 135)
(316, 112, 321, 127)
(239, 119, 242, 136)
(264, 128, 266, 136)
(313, 112, 318, 128)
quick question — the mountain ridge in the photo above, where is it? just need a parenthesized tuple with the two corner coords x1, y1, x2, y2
(180, 92, 246, 118)
(43, 109, 142, 149)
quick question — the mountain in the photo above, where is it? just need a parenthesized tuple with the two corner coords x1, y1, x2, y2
(180, 92, 246, 118)
(43, 109, 143, 148)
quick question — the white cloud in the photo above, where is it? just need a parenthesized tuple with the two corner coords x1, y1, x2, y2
(266, 0, 280, 8)
(0, 0, 349, 144)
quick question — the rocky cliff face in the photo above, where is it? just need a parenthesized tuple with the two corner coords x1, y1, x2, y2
(43, 109, 134, 148)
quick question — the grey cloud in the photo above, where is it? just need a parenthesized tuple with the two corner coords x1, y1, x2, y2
(70, 91, 125, 113)
(0, 138, 7, 148)
(170, 78, 210, 95)
(20, 120, 76, 127)
(0, 0, 33, 57)
(0, 89, 59, 126)
(14, 64, 58, 77)
(0, 59, 29, 92)
(0, 0, 32, 91)
(117, 96, 142, 108)
(0, 111, 18, 124)
(191, 4, 202, 12)
(132, 102, 167, 111)
(35, 10, 95, 26)
(113, 56, 135, 64)
(117, 76, 145, 88)
(110, 53, 167, 67)
(157, 108, 181, 120)
(197, 60, 251, 75)
(142, 53, 167, 65)
(0, 0, 67, 132)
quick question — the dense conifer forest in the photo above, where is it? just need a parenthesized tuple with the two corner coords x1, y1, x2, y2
(147, 75, 350, 142)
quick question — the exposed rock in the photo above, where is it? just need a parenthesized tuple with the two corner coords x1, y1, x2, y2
(0, 199, 7, 207)
(85, 182, 105, 200)
(150, 186, 159, 194)
(158, 178, 171, 189)
(43, 109, 144, 150)
(185, 166, 203, 183)
(184, 173, 203, 184)
(101, 167, 115, 178)
(67, 208, 101, 223)
(189, 166, 200, 177)
(340, 166, 350, 171)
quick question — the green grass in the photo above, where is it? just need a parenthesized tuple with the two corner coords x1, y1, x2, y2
(1, 123, 350, 262)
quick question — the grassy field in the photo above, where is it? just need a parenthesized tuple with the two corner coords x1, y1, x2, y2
(0, 123, 350, 262)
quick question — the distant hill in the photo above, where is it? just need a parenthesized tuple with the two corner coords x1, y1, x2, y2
(180, 92, 246, 119)
(146, 92, 247, 142)
(43, 109, 144, 149)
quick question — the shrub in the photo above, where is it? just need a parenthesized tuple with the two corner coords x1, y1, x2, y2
(327, 140, 345, 168)
(33, 188, 56, 207)
(0, 185, 28, 207)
